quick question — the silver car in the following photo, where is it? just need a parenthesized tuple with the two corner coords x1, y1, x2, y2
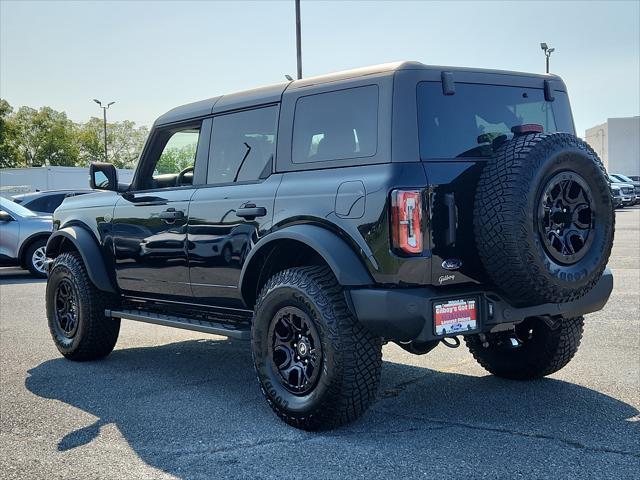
(0, 197, 53, 277)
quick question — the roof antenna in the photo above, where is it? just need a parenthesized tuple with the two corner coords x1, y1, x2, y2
(285, 74, 294, 81)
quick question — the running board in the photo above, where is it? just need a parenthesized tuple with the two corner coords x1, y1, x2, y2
(106, 309, 250, 340)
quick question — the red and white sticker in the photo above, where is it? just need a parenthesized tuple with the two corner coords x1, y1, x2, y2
(434, 298, 477, 336)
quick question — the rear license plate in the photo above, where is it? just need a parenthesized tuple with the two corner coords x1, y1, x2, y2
(434, 298, 478, 336)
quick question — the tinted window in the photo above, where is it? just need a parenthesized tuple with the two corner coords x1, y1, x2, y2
(417, 82, 575, 160)
(25, 194, 65, 213)
(292, 85, 378, 163)
(207, 106, 278, 185)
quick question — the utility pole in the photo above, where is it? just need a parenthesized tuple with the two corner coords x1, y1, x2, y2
(540, 43, 555, 74)
(93, 99, 115, 162)
(295, 0, 302, 79)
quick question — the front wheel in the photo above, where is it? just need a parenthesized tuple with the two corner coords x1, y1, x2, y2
(46, 252, 120, 361)
(465, 316, 584, 380)
(251, 266, 382, 430)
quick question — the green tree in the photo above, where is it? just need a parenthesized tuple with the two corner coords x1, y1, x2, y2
(11, 106, 79, 167)
(76, 117, 104, 165)
(77, 118, 149, 168)
(0, 103, 150, 169)
(107, 120, 149, 169)
(155, 144, 196, 174)
(0, 99, 20, 168)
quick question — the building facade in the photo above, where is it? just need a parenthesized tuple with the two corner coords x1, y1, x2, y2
(585, 116, 640, 175)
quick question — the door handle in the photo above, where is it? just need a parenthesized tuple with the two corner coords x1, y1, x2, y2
(236, 204, 267, 220)
(159, 208, 185, 222)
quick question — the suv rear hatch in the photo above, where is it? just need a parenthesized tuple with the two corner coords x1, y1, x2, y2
(416, 77, 576, 286)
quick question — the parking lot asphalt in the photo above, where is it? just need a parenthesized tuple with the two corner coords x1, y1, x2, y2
(1, 207, 638, 480)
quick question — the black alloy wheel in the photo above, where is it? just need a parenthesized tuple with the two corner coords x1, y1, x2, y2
(268, 306, 322, 395)
(538, 171, 595, 265)
(251, 266, 383, 430)
(54, 278, 79, 338)
(46, 252, 120, 360)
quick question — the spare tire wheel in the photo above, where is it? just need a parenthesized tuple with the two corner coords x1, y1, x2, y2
(474, 132, 614, 307)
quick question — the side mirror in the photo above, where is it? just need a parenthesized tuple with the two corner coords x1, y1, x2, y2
(0, 210, 15, 222)
(90, 162, 118, 191)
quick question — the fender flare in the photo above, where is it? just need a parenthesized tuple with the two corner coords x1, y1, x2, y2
(240, 224, 373, 303)
(46, 226, 117, 294)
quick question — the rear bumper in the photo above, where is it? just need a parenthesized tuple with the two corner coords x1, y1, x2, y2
(348, 269, 613, 342)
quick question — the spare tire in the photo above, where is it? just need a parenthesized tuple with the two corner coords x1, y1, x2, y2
(474, 132, 614, 307)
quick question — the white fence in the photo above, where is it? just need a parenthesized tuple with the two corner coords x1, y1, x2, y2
(0, 166, 135, 197)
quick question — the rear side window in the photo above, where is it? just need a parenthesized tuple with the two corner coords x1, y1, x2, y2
(417, 82, 575, 160)
(292, 85, 378, 163)
(207, 106, 278, 185)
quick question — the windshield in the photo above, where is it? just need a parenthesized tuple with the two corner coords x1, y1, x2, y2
(612, 174, 634, 183)
(0, 196, 38, 217)
(417, 82, 575, 160)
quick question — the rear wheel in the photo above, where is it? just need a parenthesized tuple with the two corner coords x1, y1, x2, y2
(251, 266, 382, 430)
(24, 238, 48, 277)
(465, 316, 584, 380)
(46, 252, 120, 361)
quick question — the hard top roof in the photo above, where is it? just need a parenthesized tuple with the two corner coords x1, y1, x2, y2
(155, 61, 562, 126)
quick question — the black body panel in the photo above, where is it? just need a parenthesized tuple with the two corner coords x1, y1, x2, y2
(47, 61, 609, 341)
(187, 176, 281, 308)
(112, 189, 196, 297)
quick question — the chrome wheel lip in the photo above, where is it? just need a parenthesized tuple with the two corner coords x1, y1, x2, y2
(537, 171, 596, 265)
(31, 246, 47, 274)
(267, 306, 323, 396)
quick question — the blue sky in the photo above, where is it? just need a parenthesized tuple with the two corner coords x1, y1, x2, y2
(1, 0, 638, 136)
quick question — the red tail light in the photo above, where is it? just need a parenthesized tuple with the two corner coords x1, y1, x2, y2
(391, 190, 423, 255)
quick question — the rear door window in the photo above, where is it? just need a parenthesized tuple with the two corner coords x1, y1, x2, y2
(292, 85, 378, 163)
(417, 82, 575, 160)
(207, 105, 278, 185)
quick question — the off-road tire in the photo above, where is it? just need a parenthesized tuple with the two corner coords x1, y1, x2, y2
(46, 252, 120, 361)
(465, 316, 584, 380)
(251, 266, 383, 430)
(24, 238, 48, 278)
(474, 133, 614, 306)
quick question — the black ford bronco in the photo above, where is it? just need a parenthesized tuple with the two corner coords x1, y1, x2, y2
(45, 62, 615, 430)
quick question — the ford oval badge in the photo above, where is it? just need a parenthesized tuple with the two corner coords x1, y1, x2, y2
(442, 258, 463, 270)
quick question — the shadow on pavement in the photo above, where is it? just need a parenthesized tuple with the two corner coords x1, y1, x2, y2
(26, 339, 640, 478)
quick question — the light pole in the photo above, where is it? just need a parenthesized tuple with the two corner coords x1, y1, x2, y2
(93, 99, 115, 162)
(295, 0, 302, 79)
(540, 43, 555, 74)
